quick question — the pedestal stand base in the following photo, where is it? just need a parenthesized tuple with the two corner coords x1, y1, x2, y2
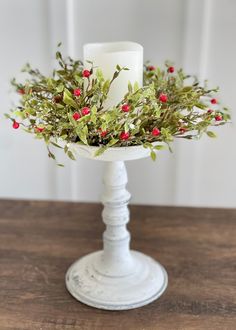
(66, 250, 168, 310)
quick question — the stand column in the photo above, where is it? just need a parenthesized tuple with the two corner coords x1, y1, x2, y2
(66, 160, 168, 310)
(95, 161, 134, 276)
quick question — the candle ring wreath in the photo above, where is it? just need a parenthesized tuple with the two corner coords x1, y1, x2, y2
(6, 49, 231, 165)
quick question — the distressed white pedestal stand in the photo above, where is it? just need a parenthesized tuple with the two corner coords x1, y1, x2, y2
(66, 145, 168, 310)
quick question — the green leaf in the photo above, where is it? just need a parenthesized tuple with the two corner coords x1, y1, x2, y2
(143, 142, 154, 149)
(48, 150, 56, 160)
(112, 71, 119, 80)
(21, 63, 31, 73)
(46, 124, 53, 130)
(134, 81, 139, 92)
(107, 138, 119, 147)
(67, 150, 76, 160)
(195, 103, 206, 110)
(94, 146, 108, 156)
(154, 145, 165, 150)
(74, 73, 82, 84)
(207, 131, 217, 138)
(167, 143, 173, 153)
(102, 80, 110, 94)
(91, 105, 97, 115)
(63, 89, 77, 108)
(76, 125, 88, 145)
(96, 68, 104, 81)
(51, 141, 63, 149)
(128, 81, 133, 93)
(90, 106, 97, 124)
(56, 51, 63, 61)
(56, 70, 66, 76)
(182, 86, 192, 92)
(56, 84, 64, 93)
(101, 122, 107, 131)
(150, 150, 157, 161)
(47, 78, 54, 88)
(124, 122, 129, 133)
(25, 108, 36, 115)
(12, 110, 25, 119)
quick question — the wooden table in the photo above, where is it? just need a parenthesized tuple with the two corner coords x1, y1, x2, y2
(0, 200, 235, 330)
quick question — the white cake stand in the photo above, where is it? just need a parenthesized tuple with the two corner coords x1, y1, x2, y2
(66, 144, 168, 310)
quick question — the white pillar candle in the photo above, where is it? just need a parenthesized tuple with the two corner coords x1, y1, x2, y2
(83, 41, 143, 109)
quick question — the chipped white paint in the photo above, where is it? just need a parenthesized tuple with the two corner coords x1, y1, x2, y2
(66, 145, 168, 310)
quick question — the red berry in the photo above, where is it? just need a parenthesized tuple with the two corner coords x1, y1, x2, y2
(12, 121, 20, 129)
(121, 104, 130, 112)
(152, 127, 160, 136)
(159, 93, 168, 103)
(119, 131, 130, 140)
(179, 127, 187, 133)
(211, 98, 217, 104)
(207, 109, 213, 114)
(36, 127, 44, 133)
(168, 66, 175, 73)
(100, 130, 108, 137)
(73, 88, 82, 97)
(147, 65, 156, 71)
(215, 115, 222, 121)
(82, 69, 91, 78)
(73, 112, 81, 121)
(18, 88, 25, 95)
(81, 107, 90, 116)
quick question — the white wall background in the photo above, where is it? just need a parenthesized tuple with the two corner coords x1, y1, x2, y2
(0, 0, 235, 207)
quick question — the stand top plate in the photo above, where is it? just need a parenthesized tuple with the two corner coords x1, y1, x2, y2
(74, 143, 158, 161)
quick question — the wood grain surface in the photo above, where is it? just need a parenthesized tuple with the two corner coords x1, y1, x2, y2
(0, 199, 235, 330)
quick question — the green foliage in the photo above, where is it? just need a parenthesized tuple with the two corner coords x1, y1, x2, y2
(6, 51, 230, 163)
(207, 131, 217, 138)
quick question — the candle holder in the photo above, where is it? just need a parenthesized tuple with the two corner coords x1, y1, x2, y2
(8, 40, 229, 311)
(66, 145, 168, 310)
